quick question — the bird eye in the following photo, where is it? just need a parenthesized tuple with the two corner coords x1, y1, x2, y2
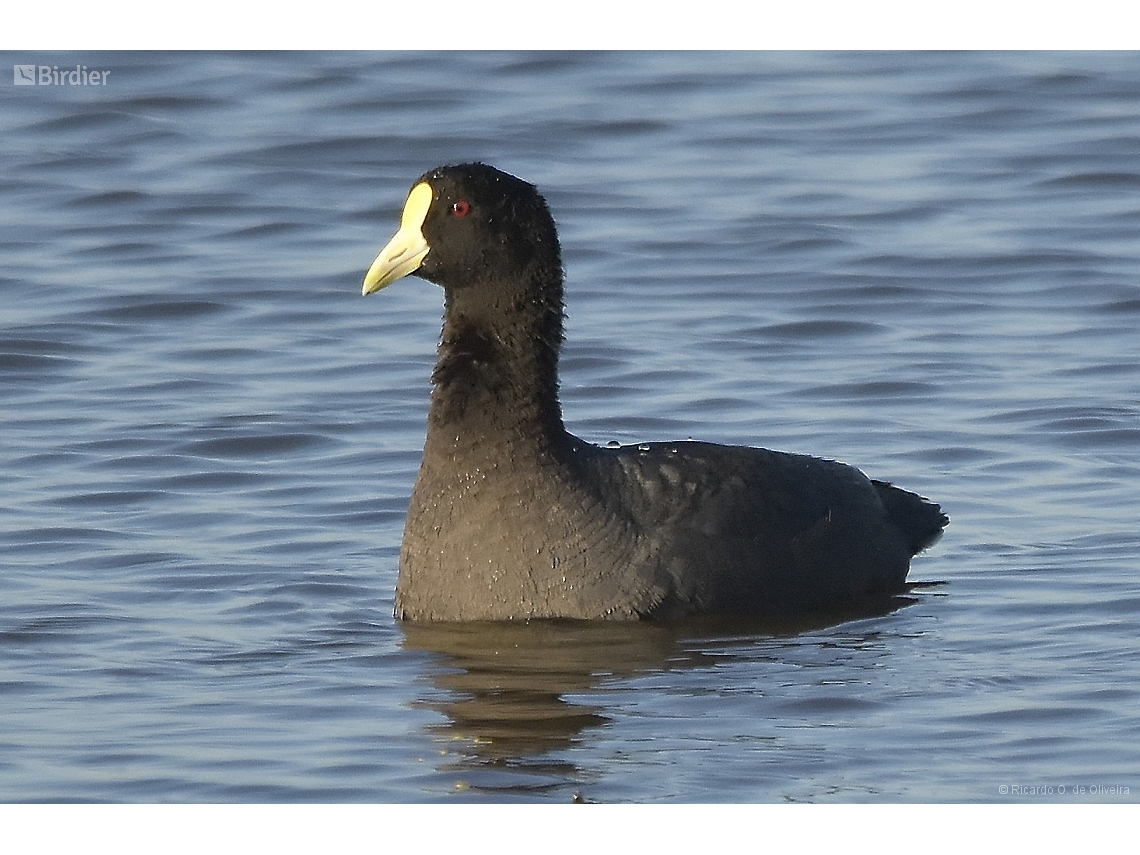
(450, 199, 471, 217)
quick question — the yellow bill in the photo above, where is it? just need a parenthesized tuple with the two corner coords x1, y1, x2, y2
(362, 182, 433, 296)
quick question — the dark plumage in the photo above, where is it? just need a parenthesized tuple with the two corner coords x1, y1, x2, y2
(362, 163, 947, 621)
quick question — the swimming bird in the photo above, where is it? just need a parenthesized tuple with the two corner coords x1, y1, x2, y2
(362, 163, 947, 621)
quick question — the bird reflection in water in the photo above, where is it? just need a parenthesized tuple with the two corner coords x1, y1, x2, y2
(398, 594, 923, 799)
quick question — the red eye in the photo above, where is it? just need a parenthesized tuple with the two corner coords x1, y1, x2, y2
(450, 199, 470, 217)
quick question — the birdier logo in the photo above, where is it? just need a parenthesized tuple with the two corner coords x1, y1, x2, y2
(13, 64, 111, 85)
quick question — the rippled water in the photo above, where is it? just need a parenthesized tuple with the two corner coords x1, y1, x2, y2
(2, 51, 1139, 803)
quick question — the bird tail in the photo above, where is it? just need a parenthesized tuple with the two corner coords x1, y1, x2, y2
(872, 480, 948, 555)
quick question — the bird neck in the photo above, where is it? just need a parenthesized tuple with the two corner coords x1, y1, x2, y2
(426, 271, 567, 452)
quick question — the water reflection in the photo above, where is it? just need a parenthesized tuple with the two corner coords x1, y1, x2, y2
(399, 595, 917, 798)
(401, 621, 682, 779)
